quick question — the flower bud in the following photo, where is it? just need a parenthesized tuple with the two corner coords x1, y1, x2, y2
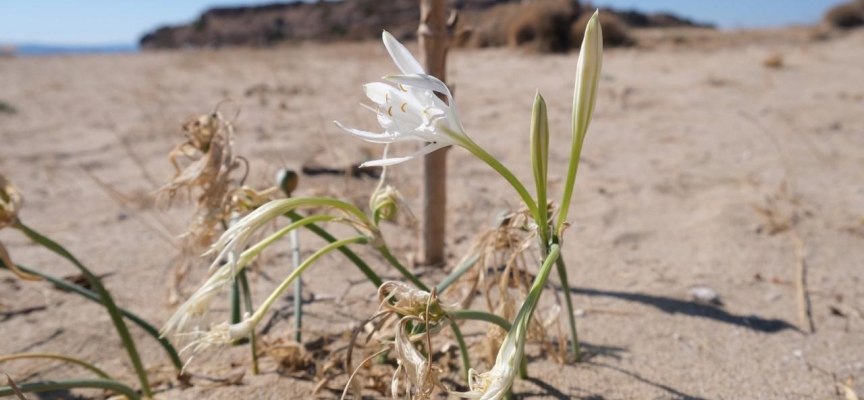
(276, 169, 299, 197)
(0, 173, 23, 229)
(369, 185, 400, 224)
(557, 10, 603, 232)
(529, 92, 550, 235)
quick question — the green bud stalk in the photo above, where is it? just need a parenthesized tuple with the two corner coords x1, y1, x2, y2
(557, 10, 603, 234)
(530, 92, 551, 243)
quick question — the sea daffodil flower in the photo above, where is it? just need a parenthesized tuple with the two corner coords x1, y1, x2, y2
(335, 31, 468, 167)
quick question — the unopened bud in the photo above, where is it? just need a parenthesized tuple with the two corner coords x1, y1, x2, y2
(369, 185, 400, 224)
(0, 173, 23, 229)
(276, 169, 299, 197)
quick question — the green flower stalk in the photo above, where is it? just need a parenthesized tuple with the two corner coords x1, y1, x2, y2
(0, 379, 141, 400)
(456, 245, 561, 399)
(0, 353, 113, 380)
(557, 10, 603, 234)
(529, 92, 551, 244)
(15, 222, 153, 397)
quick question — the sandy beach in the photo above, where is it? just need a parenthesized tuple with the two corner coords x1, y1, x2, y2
(1, 27, 863, 399)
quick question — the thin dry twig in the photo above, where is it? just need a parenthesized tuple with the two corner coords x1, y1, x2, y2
(5, 375, 27, 400)
(790, 230, 815, 333)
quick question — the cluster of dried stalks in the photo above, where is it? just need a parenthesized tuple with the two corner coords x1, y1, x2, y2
(446, 206, 567, 366)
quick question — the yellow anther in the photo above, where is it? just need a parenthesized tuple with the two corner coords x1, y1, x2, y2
(400, 103, 408, 113)
(385, 93, 390, 103)
(387, 106, 393, 116)
(398, 84, 408, 92)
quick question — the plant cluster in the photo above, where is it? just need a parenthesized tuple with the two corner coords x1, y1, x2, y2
(0, 11, 604, 400)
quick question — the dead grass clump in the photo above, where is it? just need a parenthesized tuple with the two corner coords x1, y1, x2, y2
(823, 1, 864, 29)
(572, 11, 633, 48)
(507, 0, 581, 53)
(446, 206, 565, 366)
(764, 53, 784, 69)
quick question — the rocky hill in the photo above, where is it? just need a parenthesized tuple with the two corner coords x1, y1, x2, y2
(140, 0, 713, 49)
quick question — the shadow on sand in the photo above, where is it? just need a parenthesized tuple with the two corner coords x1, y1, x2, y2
(567, 286, 796, 333)
(519, 362, 711, 400)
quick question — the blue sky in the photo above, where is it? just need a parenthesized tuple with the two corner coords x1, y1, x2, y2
(0, 0, 843, 46)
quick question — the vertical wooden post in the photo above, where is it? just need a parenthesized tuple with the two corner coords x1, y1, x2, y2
(417, 0, 453, 266)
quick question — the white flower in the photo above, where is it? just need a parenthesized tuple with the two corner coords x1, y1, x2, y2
(335, 31, 468, 167)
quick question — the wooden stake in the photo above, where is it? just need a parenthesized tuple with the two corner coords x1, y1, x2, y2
(417, 0, 455, 266)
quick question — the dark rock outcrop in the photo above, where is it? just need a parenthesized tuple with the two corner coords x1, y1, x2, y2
(139, 0, 713, 50)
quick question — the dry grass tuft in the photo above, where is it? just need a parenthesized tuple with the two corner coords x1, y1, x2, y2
(572, 11, 633, 48)
(507, 0, 581, 53)
(823, 1, 864, 29)
(446, 205, 565, 366)
(764, 53, 784, 69)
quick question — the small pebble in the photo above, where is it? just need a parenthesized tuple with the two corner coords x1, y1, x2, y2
(793, 350, 803, 358)
(764, 292, 782, 302)
(688, 285, 722, 306)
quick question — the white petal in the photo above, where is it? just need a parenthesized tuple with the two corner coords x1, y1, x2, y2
(363, 82, 394, 105)
(360, 143, 448, 167)
(382, 30, 425, 75)
(386, 74, 453, 103)
(334, 121, 395, 144)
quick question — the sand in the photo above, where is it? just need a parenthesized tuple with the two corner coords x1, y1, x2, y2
(1, 27, 863, 399)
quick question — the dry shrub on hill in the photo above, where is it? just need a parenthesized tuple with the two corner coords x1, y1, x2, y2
(456, 0, 637, 53)
(455, 3, 523, 48)
(506, 0, 582, 53)
(823, 1, 864, 29)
